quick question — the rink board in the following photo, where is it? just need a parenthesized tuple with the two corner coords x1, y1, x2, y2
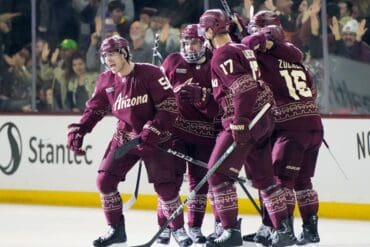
(0, 115, 370, 220)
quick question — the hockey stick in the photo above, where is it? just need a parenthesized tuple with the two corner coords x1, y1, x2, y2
(323, 139, 349, 180)
(249, 5, 255, 19)
(152, 33, 163, 66)
(114, 137, 141, 159)
(220, 0, 244, 40)
(122, 159, 143, 211)
(155, 146, 261, 215)
(238, 181, 261, 215)
(130, 103, 270, 247)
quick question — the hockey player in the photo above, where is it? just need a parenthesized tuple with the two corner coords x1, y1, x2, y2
(66, 35, 189, 247)
(158, 24, 221, 245)
(242, 10, 323, 246)
(199, 9, 296, 247)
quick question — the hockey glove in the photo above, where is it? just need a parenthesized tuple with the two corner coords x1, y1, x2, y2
(230, 117, 252, 145)
(179, 84, 209, 106)
(67, 123, 87, 155)
(242, 32, 267, 52)
(228, 13, 248, 43)
(139, 121, 161, 151)
(260, 25, 285, 43)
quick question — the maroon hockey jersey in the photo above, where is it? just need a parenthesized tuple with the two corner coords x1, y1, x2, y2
(243, 41, 322, 130)
(79, 63, 178, 142)
(210, 42, 274, 129)
(161, 53, 220, 141)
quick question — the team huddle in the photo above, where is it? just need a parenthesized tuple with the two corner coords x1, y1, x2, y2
(67, 8, 323, 247)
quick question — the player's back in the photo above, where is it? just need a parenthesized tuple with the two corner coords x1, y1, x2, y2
(256, 49, 322, 130)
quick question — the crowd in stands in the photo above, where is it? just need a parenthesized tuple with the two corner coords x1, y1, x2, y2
(0, 0, 369, 113)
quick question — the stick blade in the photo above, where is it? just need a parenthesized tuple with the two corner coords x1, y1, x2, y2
(122, 161, 142, 211)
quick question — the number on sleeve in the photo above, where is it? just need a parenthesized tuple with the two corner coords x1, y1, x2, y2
(242, 49, 260, 80)
(249, 60, 259, 81)
(158, 76, 172, 90)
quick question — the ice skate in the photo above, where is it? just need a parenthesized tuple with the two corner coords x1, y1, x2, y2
(188, 227, 207, 244)
(172, 227, 193, 247)
(156, 227, 171, 245)
(206, 219, 243, 247)
(253, 224, 273, 246)
(297, 215, 320, 245)
(206, 221, 224, 242)
(93, 222, 127, 247)
(271, 218, 297, 247)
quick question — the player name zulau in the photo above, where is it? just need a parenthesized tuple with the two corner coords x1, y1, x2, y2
(278, 59, 302, 69)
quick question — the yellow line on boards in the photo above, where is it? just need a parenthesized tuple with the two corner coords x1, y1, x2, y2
(1, 190, 370, 220)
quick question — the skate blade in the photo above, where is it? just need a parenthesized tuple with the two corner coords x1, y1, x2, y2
(193, 243, 206, 247)
(109, 243, 127, 247)
(153, 243, 170, 246)
(303, 243, 319, 247)
(242, 242, 260, 247)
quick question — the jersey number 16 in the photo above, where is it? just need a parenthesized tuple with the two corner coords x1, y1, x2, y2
(280, 70, 312, 100)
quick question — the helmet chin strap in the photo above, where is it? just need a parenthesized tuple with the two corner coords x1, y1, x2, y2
(204, 29, 217, 50)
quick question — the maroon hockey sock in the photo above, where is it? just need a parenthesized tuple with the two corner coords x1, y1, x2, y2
(261, 185, 288, 229)
(101, 191, 123, 225)
(157, 199, 166, 226)
(208, 189, 221, 222)
(259, 192, 273, 227)
(212, 183, 238, 229)
(283, 187, 296, 216)
(159, 196, 184, 230)
(296, 189, 319, 223)
(187, 194, 207, 227)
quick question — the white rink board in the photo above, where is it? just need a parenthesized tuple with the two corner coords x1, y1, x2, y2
(0, 115, 369, 203)
(313, 118, 370, 203)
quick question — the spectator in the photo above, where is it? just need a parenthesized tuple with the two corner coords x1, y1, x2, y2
(290, 0, 320, 60)
(36, 81, 57, 112)
(86, 20, 118, 71)
(0, 12, 22, 57)
(129, 21, 152, 63)
(338, 0, 353, 20)
(291, 0, 341, 61)
(0, 47, 33, 112)
(35, 38, 48, 68)
(253, 0, 278, 12)
(144, 9, 180, 59)
(64, 52, 98, 112)
(295, 0, 312, 29)
(274, 0, 296, 38)
(73, 0, 101, 54)
(39, 38, 78, 111)
(105, 0, 131, 38)
(138, 7, 157, 30)
(352, 0, 370, 20)
(0, 12, 21, 69)
(42, 0, 79, 49)
(0, 12, 21, 32)
(331, 18, 370, 63)
(95, 0, 135, 23)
